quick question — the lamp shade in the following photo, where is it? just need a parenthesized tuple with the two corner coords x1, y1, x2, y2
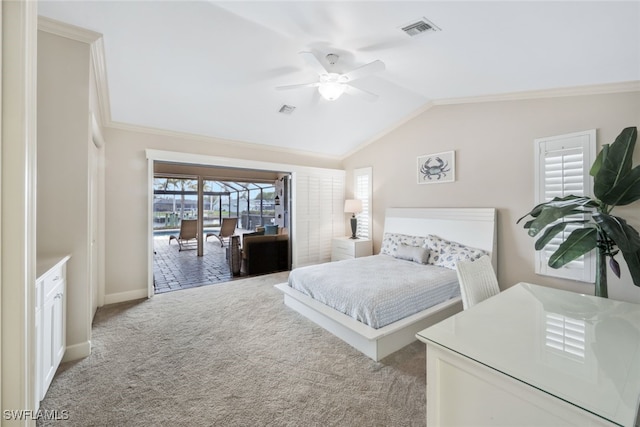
(344, 199, 363, 214)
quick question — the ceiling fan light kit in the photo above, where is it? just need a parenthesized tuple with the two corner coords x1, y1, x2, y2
(277, 51, 385, 102)
(318, 73, 347, 100)
(318, 82, 346, 101)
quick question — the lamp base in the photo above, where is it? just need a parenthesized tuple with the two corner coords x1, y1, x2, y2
(350, 216, 358, 239)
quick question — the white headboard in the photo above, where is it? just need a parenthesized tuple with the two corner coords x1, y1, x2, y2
(383, 208, 498, 270)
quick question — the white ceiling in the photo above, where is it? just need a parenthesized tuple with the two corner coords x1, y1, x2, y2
(38, 1, 640, 158)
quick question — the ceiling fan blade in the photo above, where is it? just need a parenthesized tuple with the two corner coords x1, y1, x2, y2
(342, 60, 385, 82)
(299, 51, 328, 76)
(276, 82, 320, 90)
(344, 84, 379, 102)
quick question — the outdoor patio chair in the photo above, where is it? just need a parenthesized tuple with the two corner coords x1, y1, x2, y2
(206, 217, 238, 247)
(169, 219, 198, 251)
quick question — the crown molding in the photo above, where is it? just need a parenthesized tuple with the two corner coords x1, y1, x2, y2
(341, 81, 640, 161)
(108, 121, 343, 162)
(38, 16, 101, 43)
(433, 81, 640, 106)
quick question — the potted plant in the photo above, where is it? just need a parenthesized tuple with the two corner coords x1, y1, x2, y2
(518, 127, 640, 298)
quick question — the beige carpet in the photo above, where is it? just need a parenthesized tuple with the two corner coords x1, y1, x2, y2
(38, 272, 427, 426)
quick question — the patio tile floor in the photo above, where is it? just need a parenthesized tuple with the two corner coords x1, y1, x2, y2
(153, 233, 242, 293)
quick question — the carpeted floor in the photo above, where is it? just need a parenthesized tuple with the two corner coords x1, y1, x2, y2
(38, 272, 427, 426)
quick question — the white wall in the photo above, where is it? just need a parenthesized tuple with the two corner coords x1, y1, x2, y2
(104, 91, 640, 304)
(103, 126, 341, 301)
(37, 31, 92, 355)
(343, 91, 640, 303)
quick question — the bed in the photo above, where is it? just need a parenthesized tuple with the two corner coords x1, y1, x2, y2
(274, 207, 497, 361)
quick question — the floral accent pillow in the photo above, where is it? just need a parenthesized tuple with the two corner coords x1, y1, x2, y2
(380, 233, 427, 256)
(423, 235, 488, 269)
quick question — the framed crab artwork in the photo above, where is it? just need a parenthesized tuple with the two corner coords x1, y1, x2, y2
(417, 151, 455, 184)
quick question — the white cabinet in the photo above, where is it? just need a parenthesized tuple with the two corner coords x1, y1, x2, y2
(36, 255, 70, 404)
(331, 237, 372, 261)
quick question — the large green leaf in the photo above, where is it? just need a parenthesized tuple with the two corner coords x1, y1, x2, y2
(523, 219, 534, 230)
(544, 195, 595, 207)
(600, 165, 640, 206)
(527, 205, 584, 237)
(594, 127, 637, 201)
(534, 220, 589, 250)
(548, 228, 597, 268)
(517, 201, 551, 224)
(620, 249, 640, 288)
(594, 214, 640, 253)
(589, 144, 608, 177)
(526, 197, 595, 237)
(593, 214, 640, 287)
(517, 195, 594, 225)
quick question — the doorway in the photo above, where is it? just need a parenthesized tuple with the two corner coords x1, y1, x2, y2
(146, 149, 347, 299)
(151, 162, 291, 293)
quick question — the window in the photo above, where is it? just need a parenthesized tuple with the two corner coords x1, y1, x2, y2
(354, 167, 372, 239)
(534, 130, 596, 282)
(153, 177, 199, 229)
(153, 177, 276, 232)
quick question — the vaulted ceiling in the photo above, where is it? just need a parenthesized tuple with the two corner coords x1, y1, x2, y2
(38, 1, 640, 158)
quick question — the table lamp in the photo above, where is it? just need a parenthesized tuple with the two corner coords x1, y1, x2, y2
(344, 199, 363, 239)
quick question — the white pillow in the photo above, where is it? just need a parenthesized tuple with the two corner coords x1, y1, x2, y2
(380, 233, 427, 256)
(423, 235, 488, 270)
(393, 243, 429, 264)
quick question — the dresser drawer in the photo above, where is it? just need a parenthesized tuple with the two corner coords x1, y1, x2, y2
(332, 240, 354, 256)
(42, 265, 65, 300)
(332, 239, 353, 253)
(331, 237, 372, 261)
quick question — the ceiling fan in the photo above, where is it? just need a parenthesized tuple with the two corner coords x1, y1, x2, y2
(276, 51, 385, 102)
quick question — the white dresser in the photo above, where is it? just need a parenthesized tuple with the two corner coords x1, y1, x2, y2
(417, 283, 640, 427)
(36, 255, 70, 407)
(331, 237, 372, 261)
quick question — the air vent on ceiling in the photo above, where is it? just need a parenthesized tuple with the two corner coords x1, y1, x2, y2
(401, 18, 441, 37)
(278, 104, 296, 114)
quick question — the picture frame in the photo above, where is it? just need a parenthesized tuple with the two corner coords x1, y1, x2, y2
(417, 151, 455, 184)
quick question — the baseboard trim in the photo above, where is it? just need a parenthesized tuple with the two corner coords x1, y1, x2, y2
(63, 341, 91, 362)
(104, 288, 148, 305)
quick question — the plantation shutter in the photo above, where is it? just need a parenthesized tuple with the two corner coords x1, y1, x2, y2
(292, 169, 345, 268)
(534, 130, 596, 282)
(354, 167, 372, 239)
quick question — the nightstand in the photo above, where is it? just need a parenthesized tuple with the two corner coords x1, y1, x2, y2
(331, 237, 373, 261)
